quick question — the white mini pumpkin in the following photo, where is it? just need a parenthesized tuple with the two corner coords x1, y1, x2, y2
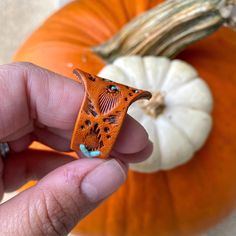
(99, 56, 213, 173)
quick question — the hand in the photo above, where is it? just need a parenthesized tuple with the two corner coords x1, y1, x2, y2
(0, 62, 152, 235)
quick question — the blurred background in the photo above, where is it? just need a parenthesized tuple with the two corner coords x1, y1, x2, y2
(0, 0, 235, 235)
(0, 0, 69, 64)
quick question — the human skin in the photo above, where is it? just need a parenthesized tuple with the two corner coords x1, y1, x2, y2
(0, 62, 152, 236)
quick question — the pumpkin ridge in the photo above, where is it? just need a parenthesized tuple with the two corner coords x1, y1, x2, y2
(154, 116, 195, 170)
(111, 58, 147, 88)
(58, 17, 110, 44)
(164, 77, 198, 94)
(141, 58, 149, 87)
(144, 57, 171, 90)
(31, 30, 95, 48)
(80, 1, 119, 35)
(154, 119, 163, 169)
(109, 63, 131, 84)
(166, 104, 210, 114)
(162, 113, 196, 150)
(122, 0, 136, 19)
(165, 79, 213, 114)
(46, 22, 101, 46)
(49, 4, 113, 42)
(22, 24, 98, 48)
(63, 4, 115, 42)
(120, 0, 132, 22)
(90, 0, 126, 29)
(73, 1, 117, 37)
(15, 42, 88, 57)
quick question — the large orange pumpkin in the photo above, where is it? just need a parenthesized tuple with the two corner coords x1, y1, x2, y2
(14, 0, 236, 235)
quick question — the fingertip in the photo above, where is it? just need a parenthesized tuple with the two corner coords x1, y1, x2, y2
(113, 115, 149, 154)
(112, 140, 153, 163)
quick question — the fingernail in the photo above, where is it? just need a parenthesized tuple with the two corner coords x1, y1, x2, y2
(81, 159, 127, 203)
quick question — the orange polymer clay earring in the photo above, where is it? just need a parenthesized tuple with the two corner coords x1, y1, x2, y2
(70, 69, 152, 158)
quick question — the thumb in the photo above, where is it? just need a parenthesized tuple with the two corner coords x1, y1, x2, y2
(0, 158, 127, 235)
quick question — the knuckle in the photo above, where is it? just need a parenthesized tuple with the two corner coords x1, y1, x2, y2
(0, 62, 35, 73)
(12, 61, 35, 70)
(63, 165, 83, 186)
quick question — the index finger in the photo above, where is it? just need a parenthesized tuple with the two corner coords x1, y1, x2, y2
(0, 62, 149, 155)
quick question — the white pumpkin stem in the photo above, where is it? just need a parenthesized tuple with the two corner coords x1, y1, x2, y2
(138, 92, 165, 118)
(93, 0, 235, 62)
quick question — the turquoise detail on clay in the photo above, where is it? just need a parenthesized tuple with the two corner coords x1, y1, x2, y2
(80, 144, 101, 157)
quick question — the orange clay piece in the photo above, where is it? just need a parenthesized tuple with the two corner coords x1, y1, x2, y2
(70, 69, 152, 158)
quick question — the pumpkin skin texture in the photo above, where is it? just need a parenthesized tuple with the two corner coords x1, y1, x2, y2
(13, 0, 236, 236)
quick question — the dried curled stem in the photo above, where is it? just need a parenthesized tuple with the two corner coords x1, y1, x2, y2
(93, 0, 235, 63)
